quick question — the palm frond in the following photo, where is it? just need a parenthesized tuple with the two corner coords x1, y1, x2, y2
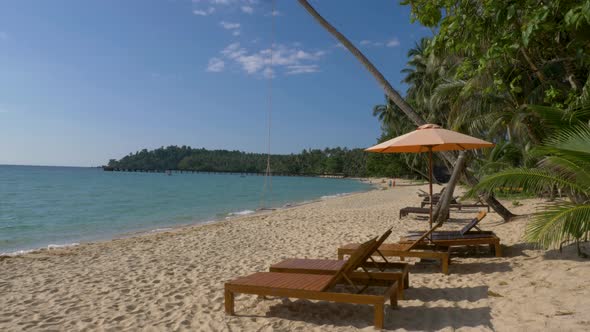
(467, 168, 586, 197)
(525, 203, 590, 249)
(543, 125, 590, 155)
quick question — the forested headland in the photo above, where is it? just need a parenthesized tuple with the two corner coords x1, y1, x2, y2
(105, 146, 417, 178)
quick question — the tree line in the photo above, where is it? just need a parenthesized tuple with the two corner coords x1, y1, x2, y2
(106, 145, 418, 178)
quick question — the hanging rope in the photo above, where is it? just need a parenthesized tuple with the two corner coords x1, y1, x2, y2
(260, 0, 275, 210)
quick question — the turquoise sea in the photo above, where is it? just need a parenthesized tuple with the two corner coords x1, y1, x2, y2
(0, 165, 372, 254)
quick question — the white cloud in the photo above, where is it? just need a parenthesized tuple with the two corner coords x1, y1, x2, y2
(217, 42, 325, 77)
(206, 57, 225, 72)
(263, 67, 274, 78)
(220, 21, 240, 30)
(220, 21, 241, 37)
(286, 65, 320, 75)
(386, 38, 400, 47)
(359, 40, 386, 47)
(241, 6, 253, 14)
(0, 32, 8, 40)
(335, 42, 345, 49)
(356, 37, 400, 48)
(193, 7, 215, 16)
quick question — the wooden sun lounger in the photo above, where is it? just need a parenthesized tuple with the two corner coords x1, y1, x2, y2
(450, 203, 491, 212)
(401, 211, 502, 257)
(225, 238, 399, 329)
(268, 229, 410, 299)
(405, 211, 487, 234)
(420, 197, 459, 208)
(338, 224, 451, 274)
(399, 206, 449, 219)
(417, 189, 441, 197)
(398, 234, 502, 257)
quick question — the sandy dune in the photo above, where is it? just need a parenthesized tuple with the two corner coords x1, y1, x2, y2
(1, 181, 589, 331)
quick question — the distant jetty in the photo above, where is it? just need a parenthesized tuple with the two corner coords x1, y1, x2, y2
(101, 166, 346, 178)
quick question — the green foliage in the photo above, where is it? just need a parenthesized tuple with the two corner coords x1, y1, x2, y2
(368, 1, 590, 254)
(469, 126, 590, 253)
(108, 146, 383, 177)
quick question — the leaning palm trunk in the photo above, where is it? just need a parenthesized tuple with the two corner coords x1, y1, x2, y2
(433, 151, 466, 223)
(297, 0, 515, 221)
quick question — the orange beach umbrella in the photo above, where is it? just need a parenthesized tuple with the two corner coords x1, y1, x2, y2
(366, 124, 494, 228)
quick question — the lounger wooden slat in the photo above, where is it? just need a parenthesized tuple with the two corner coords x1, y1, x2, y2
(225, 238, 399, 329)
(268, 228, 410, 299)
(338, 224, 451, 274)
(269, 258, 410, 299)
(404, 231, 494, 239)
(398, 234, 502, 257)
(338, 242, 450, 274)
(449, 203, 491, 212)
(401, 211, 502, 256)
(406, 211, 487, 234)
(399, 207, 449, 219)
(420, 198, 459, 208)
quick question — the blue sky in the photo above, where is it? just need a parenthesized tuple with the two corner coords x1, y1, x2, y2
(0, 0, 431, 166)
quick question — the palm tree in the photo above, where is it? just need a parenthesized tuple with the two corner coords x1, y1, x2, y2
(297, 0, 516, 220)
(372, 96, 415, 134)
(470, 125, 590, 256)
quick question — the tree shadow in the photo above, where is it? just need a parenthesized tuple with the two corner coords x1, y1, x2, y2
(408, 260, 512, 275)
(542, 242, 590, 261)
(387, 305, 492, 331)
(406, 285, 489, 302)
(257, 298, 492, 330)
(501, 242, 537, 258)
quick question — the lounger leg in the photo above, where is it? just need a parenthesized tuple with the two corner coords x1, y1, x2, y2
(391, 286, 399, 307)
(374, 303, 384, 329)
(404, 274, 409, 289)
(495, 243, 502, 257)
(441, 257, 449, 275)
(397, 280, 404, 300)
(338, 252, 344, 260)
(224, 289, 235, 315)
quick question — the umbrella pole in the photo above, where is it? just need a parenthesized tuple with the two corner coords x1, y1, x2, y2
(428, 147, 433, 229)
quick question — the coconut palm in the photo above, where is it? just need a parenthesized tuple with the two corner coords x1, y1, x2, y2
(470, 125, 590, 256)
(297, 0, 516, 220)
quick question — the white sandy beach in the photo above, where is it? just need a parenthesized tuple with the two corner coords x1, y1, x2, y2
(1, 181, 589, 331)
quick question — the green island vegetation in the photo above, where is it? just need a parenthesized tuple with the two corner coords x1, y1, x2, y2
(106, 146, 413, 178)
(109, 1, 590, 254)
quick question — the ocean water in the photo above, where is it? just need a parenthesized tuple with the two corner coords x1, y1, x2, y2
(0, 165, 372, 254)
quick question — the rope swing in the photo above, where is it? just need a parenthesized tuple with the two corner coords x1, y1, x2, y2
(259, 0, 276, 210)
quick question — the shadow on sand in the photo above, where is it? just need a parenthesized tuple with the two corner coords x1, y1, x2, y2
(387, 305, 492, 330)
(406, 285, 489, 302)
(409, 260, 512, 275)
(256, 296, 492, 330)
(542, 242, 590, 261)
